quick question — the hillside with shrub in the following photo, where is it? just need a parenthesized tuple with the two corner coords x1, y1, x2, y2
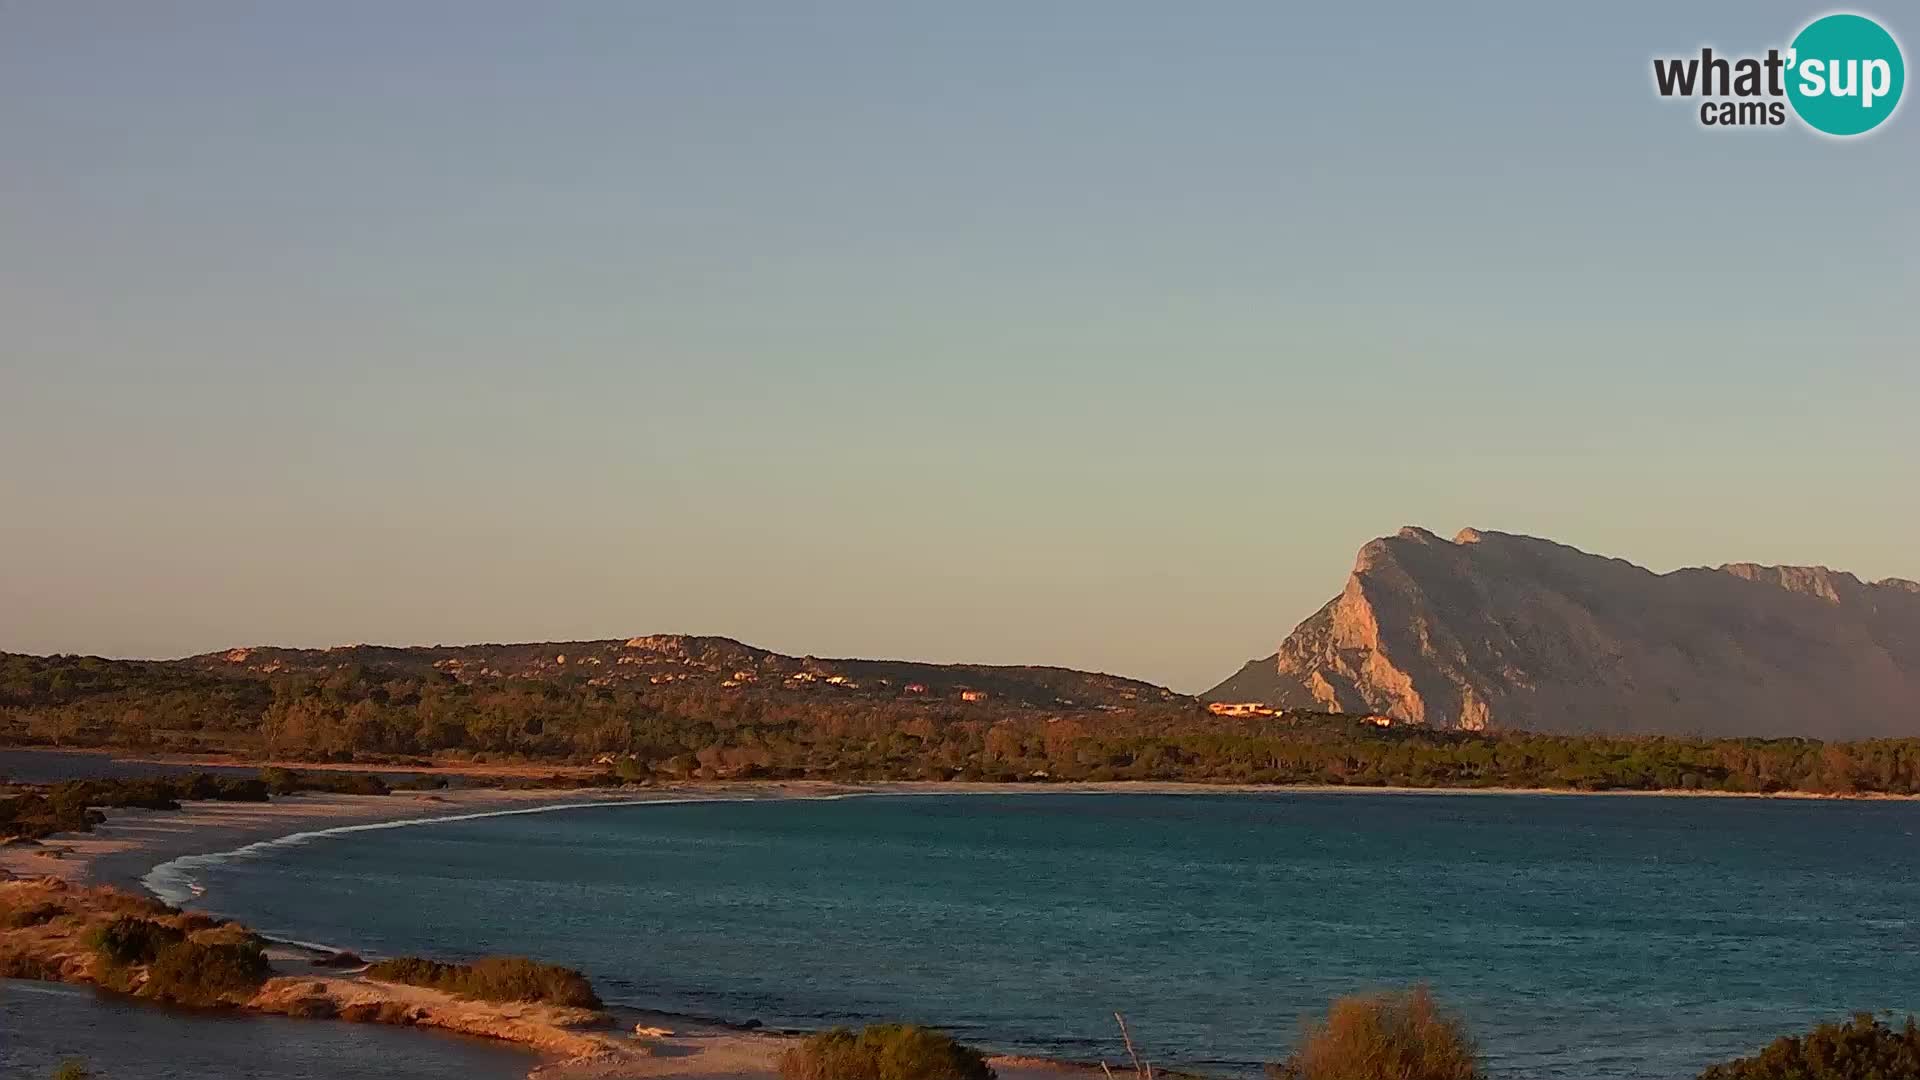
(5, 646, 1920, 795)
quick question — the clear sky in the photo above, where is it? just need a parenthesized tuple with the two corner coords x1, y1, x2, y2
(2, 2, 1914, 692)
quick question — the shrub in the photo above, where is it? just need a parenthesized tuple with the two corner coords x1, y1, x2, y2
(85, 917, 184, 967)
(180, 773, 270, 802)
(259, 768, 389, 797)
(83, 915, 269, 1005)
(259, 767, 301, 796)
(51, 1060, 93, 1080)
(364, 955, 601, 1008)
(2, 775, 275, 841)
(3, 900, 65, 929)
(779, 1024, 995, 1080)
(1698, 1013, 1920, 1080)
(141, 938, 271, 1006)
(1, 945, 63, 980)
(1269, 987, 1482, 1080)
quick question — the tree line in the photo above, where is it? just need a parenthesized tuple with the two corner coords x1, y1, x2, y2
(4, 652, 1919, 795)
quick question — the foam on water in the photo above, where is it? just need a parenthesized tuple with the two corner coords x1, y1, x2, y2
(140, 790, 884, 907)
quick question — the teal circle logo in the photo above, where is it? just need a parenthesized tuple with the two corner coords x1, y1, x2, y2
(1786, 13, 1905, 136)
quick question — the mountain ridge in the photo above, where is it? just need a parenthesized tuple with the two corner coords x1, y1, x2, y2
(180, 634, 1180, 709)
(1205, 527, 1920, 738)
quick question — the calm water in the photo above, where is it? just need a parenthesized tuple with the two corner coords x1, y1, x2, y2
(0, 747, 440, 784)
(0, 980, 533, 1079)
(0, 749, 262, 783)
(171, 792, 1920, 1079)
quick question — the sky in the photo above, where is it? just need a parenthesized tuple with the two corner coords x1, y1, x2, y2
(1, 2, 1915, 692)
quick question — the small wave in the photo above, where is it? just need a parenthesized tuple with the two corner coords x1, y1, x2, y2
(258, 932, 366, 957)
(138, 789, 887, 908)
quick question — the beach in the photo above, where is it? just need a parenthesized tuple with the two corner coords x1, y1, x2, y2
(7, 772, 1917, 1079)
(0, 781, 1106, 1080)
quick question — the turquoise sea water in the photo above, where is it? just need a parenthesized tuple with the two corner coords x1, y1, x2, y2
(171, 792, 1920, 1079)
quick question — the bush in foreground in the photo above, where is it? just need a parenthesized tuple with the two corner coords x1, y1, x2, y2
(1268, 986, 1482, 1080)
(364, 955, 601, 1008)
(1698, 1013, 1920, 1080)
(779, 1024, 995, 1080)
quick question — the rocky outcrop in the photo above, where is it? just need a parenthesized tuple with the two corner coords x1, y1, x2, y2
(1206, 527, 1920, 738)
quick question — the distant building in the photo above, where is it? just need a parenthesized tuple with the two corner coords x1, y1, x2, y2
(904, 683, 928, 694)
(1207, 702, 1275, 718)
(960, 689, 988, 702)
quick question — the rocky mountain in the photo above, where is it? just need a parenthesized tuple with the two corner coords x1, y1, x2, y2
(1205, 528, 1920, 738)
(185, 635, 1180, 710)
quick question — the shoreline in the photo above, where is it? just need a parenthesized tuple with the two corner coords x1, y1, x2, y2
(0, 782, 1109, 1080)
(9, 775, 1915, 899)
(7, 776, 1918, 1079)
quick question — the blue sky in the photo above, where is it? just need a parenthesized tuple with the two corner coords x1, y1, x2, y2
(2, 2, 1914, 691)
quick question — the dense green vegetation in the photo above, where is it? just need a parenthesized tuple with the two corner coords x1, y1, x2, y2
(141, 937, 272, 1006)
(85, 915, 270, 1006)
(0, 772, 365, 841)
(256, 766, 389, 797)
(1, 775, 267, 841)
(363, 955, 602, 1008)
(85, 916, 185, 967)
(779, 1024, 995, 1080)
(1698, 1013, 1920, 1080)
(6, 651, 1920, 795)
(1268, 987, 1481, 1080)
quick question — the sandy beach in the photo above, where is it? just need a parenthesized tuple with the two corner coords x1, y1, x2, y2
(0, 787, 648, 892)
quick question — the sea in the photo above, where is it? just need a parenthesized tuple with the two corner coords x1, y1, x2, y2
(115, 790, 1920, 1080)
(0, 979, 533, 1079)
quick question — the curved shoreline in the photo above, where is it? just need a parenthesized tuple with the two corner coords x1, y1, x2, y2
(9, 780, 1920, 1080)
(140, 793, 776, 907)
(11, 777, 1912, 904)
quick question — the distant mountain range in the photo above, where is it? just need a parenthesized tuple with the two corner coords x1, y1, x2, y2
(1205, 527, 1920, 738)
(11, 529, 1918, 743)
(184, 635, 1180, 710)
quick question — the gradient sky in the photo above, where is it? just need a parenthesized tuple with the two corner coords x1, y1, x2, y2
(2, 2, 1915, 691)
